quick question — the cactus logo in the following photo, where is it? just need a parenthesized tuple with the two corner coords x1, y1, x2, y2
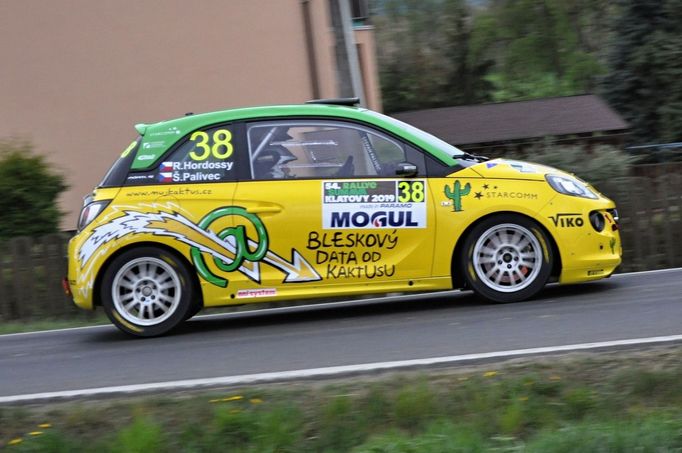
(444, 180, 471, 212)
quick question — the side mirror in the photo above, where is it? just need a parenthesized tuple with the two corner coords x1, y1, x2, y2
(395, 162, 418, 177)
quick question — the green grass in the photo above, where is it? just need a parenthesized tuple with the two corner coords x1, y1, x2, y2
(0, 295, 380, 335)
(3, 348, 682, 451)
(0, 315, 110, 335)
(0, 300, 342, 335)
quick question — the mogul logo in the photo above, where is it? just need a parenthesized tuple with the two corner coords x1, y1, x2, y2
(549, 213, 584, 227)
(330, 210, 420, 228)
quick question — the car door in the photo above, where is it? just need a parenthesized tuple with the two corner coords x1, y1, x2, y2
(229, 118, 436, 301)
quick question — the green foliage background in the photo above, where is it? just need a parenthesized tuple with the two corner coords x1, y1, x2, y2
(601, 0, 682, 145)
(375, 0, 494, 113)
(506, 143, 635, 189)
(374, 0, 682, 145)
(375, 0, 611, 110)
(0, 140, 67, 240)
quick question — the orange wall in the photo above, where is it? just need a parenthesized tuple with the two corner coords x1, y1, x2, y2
(0, 0, 352, 228)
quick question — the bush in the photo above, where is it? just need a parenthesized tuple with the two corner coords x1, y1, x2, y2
(352, 421, 487, 453)
(0, 139, 67, 240)
(526, 417, 682, 452)
(111, 417, 166, 453)
(506, 142, 635, 189)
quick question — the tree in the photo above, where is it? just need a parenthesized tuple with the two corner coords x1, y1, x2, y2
(0, 140, 67, 240)
(373, 0, 611, 111)
(601, 0, 682, 145)
(470, 0, 610, 101)
(374, 0, 493, 113)
(508, 142, 634, 190)
(440, 0, 495, 105)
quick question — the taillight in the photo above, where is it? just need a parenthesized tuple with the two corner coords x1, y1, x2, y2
(62, 277, 72, 296)
(77, 200, 111, 231)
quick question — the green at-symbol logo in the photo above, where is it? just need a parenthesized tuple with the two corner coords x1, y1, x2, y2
(191, 207, 269, 288)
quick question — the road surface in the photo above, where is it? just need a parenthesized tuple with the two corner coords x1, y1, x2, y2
(1, 268, 681, 402)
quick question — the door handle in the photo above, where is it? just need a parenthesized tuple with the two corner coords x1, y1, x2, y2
(246, 206, 282, 214)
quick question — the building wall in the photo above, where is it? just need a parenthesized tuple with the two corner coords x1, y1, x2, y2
(354, 26, 382, 112)
(1, 0, 367, 228)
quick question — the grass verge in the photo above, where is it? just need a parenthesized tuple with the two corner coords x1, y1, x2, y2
(0, 297, 373, 335)
(2, 347, 682, 451)
(0, 315, 110, 335)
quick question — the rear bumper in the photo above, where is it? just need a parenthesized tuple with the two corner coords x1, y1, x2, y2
(67, 235, 95, 310)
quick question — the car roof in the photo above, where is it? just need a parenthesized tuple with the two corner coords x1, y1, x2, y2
(131, 103, 456, 170)
(137, 104, 370, 137)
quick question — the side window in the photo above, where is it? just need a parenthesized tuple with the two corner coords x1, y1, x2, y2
(125, 125, 237, 185)
(247, 120, 425, 180)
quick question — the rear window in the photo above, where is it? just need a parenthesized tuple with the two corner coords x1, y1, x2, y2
(99, 137, 140, 188)
(123, 124, 238, 186)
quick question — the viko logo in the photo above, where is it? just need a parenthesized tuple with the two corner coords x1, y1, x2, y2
(549, 213, 584, 227)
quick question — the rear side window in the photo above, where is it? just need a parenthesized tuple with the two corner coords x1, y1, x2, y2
(99, 138, 140, 188)
(124, 124, 238, 185)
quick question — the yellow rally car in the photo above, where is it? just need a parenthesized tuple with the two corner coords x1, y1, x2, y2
(66, 98, 622, 336)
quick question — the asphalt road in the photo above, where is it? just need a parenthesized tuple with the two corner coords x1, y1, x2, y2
(1, 269, 681, 399)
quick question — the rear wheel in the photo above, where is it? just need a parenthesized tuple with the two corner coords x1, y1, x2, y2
(101, 247, 195, 337)
(461, 214, 552, 303)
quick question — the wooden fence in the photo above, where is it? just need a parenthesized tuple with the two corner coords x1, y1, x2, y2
(0, 233, 86, 321)
(0, 175, 681, 321)
(599, 174, 682, 273)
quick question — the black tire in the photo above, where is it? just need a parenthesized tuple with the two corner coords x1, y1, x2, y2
(184, 300, 203, 321)
(100, 247, 195, 337)
(461, 214, 553, 303)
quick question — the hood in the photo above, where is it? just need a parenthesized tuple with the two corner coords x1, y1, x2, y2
(466, 158, 576, 181)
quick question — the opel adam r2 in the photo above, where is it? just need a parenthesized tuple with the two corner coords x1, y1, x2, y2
(66, 99, 622, 336)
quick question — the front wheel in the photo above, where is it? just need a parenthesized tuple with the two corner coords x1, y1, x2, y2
(101, 247, 195, 337)
(461, 214, 553, 303)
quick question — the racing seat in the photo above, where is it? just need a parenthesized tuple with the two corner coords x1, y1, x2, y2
(334, 155, 354, 177)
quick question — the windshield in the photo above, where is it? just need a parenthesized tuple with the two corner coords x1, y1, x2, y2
(364, 110, 465, 159)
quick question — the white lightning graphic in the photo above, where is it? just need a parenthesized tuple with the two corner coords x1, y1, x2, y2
(79, 209, 321, 285)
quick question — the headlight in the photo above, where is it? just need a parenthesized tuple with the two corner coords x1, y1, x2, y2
(545, 174, 598, 199)
(77, 200, 111, 231)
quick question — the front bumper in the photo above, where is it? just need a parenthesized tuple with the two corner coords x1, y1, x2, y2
(540, 201, 622, 284)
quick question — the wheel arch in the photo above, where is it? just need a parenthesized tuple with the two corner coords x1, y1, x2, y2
(92, 241, 203, 309)
(449, 211, 562, 290)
